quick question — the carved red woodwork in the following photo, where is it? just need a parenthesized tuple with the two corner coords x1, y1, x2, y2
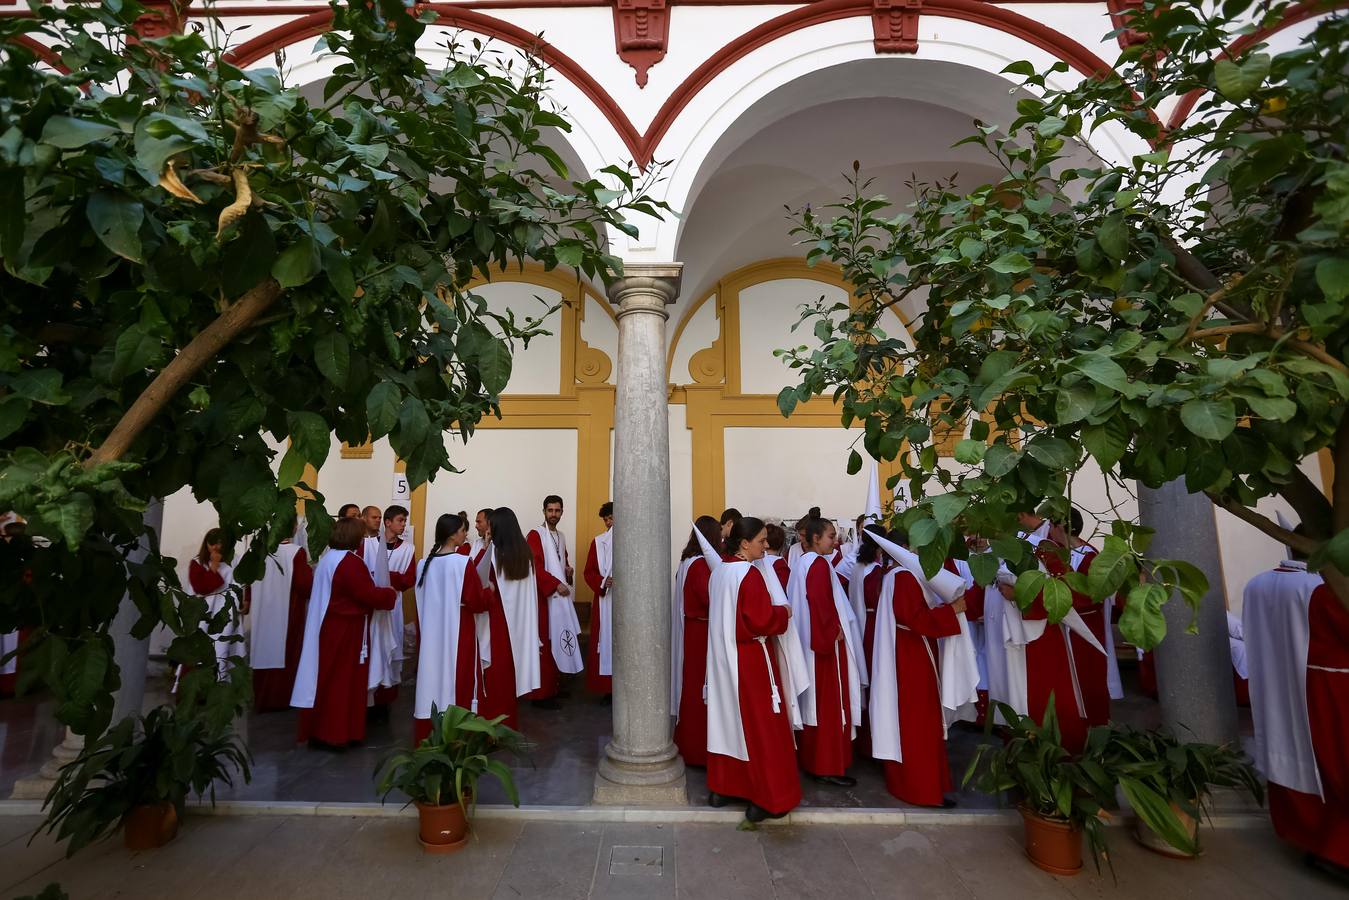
(872, 0, 921, 53)
(1105, 0, 1148, 47)
(134, 0, 191, 40)
(613, 0, 671, 88)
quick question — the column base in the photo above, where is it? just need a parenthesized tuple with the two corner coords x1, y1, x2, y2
(9, 730, 83, 800)
(592, 740, 688, 806)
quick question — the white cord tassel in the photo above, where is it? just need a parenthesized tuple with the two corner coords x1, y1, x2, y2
(758, 637, 781, 712)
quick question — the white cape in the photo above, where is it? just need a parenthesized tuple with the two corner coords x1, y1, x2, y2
(1243, 563, 1324, 797)
(595, 528, 615, 677)
(290, 549, 348, 709)
(200, 561, 241, 674)
(670, 556, 697, 715)
(250, 543, 300, 671)
(532, 526, 584, 675)
(362, 537, 400, 692)
(414, 552, 478, 717)
(786, 552, 865, 736)
(494, 548, 543, 696)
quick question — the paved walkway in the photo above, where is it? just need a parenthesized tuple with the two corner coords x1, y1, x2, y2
(1, 809, 1344, 899)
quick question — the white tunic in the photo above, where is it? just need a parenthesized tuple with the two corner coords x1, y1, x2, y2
(494, 549, 543, 696)
(413, 552, 479, 717)
(532, 525, 584, 675)
(669, 556, 698, 715)
(1243, 562, 1324, 797)
(289, 549, 348, 709)
(594, 528, 615, 677)
(786, 552, 866, 735)
(250, 542, 301, 671)
(362, 537, 401, 691)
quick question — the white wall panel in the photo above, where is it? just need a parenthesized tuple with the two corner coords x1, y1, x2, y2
(737, 278, 849, 394)
(475, 281, 564, 395)
(723, 426, 868, 526)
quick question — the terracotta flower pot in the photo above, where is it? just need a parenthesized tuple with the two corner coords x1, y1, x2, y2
(1134, 802, 1201, 859)
(123, 802, 179, 851)
(416, 799, 469, 854)
(1019, 805, 1082, 876)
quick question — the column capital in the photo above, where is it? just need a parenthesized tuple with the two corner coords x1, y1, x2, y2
(606, 263, 682, 319)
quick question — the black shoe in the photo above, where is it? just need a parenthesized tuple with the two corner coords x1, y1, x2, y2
(746, 803, 788, 823)
(557, 689, 573, 700)
(941, 797, 957, 809)
(601, 694, 612, 706)
(1307, 853, 1349, 884)
(531, 698, 562, 710)
(306, 738, 345, 753)
(811, 774, 857, 787)
(708, 791, 733, 808)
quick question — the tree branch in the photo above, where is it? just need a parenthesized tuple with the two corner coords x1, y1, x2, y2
(1181, 273, 1246, 342)
(84, 279, 284, 469)
(1205, 490, 1318, 555)
(1281, 465, 1335, 540)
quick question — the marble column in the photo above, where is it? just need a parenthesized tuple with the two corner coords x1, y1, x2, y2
(9, 501, 162, 800)
(1137, 481, 1239, 745)
(593, 263, 687, 805)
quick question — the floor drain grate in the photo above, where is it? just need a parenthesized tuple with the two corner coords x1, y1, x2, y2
(609, 845, 664, 876)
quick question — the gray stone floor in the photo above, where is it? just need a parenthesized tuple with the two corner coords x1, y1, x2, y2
(1, 663, 1172, 810)
(1, 812, 1344, 899)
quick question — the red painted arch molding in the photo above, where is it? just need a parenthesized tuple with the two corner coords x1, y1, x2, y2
(226, 0, 1117, 168)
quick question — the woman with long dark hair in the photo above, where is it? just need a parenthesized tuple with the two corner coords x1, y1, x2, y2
(481, 507, 548, 729)
(188, 527, 244, 676)
(706, 516, 802, 823)
(412, 513, 491, 744)
(672, 515, 723, 766)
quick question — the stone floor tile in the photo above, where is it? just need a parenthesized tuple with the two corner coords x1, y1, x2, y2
(590, 823, 677, 900)
(757, 824, 875, 900)
(837, 824, 974, 898)
(490, 819, 604, 900)
(673, 823, 775, 900)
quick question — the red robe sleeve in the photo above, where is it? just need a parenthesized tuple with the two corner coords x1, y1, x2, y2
(460, 566, 490, 614)
(583, 541, 604, 597)
(1024, 541, 1069, 621)
(806, 557, 842, 652)
(864, 564, 885, 611)
(773, 557, 790, 591)
(684, 558, 711, 619)
(526, 530, 563, 597)
(291, 547, 314, 601)
(188, 559, 225, 595)
(893, 571, 961, 638)
(334, 554, 397, 612)
(738, 568, 789, 639)
(455, 544, 470, 557)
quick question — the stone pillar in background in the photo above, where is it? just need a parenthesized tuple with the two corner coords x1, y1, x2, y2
(593, 263, 687, 805)
(1137, 481, 1239, 745)
(10, 501, 163, 800)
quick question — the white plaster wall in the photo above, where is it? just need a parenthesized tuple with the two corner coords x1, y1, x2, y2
(669, 293, 719, 382)
(669, 403, 693, 564)
(581, 294, 619, 385)
(723, 426, 869, 526)
(738, 278, 849, 394)
(427, 429, 580, 564)
(473, 281, 565, 395)
(316, 436, 399, 519)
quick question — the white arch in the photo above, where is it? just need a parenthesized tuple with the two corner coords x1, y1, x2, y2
(625, 15, 1147, 263)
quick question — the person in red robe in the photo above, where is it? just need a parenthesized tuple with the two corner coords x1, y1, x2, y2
(791, 517, 858, 787)
(719, 508, 742, 540)
(673, 516, 721, 766)
(472, 519, 520, 731)
(523, 498, 569, 708)
(249, 538, 314, 712)
(1058, 510, 1109, 727)
(878, 564, 965, 806)
(369, 505, 416, 712)
(582, 501, 615, 698)
(763, 523, 791, 591)
(944, 547, 989, 725)
(412, 513, 491, 745)
(293, 517, 398, 748)
(1007, 511, 1089, 754)
(706, 516, 802, 823)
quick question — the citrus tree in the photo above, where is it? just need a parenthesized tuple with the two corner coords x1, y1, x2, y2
(0, 0, 665, 738)
(777, 0, 1349, 648)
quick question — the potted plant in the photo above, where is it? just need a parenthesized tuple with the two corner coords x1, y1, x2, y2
(39, 706, 251, 854)
(1103, 724, 1263, 858)
(374, 704, 526, 853)
(964, 700, 1116, 876)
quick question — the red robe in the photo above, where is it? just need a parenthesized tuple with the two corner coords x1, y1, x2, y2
(296, 553, 397, 746)
(771, 557, 790, 592)
(706, 566, 802, 815)
(797, 556, 853, 777)
(476, 547, 519, 731)
(0, 628, 31, 697)
(252, 547, 314, 713)
(1269, 584, 1349, 867)
(582, 539, 610, 696)
(174, 560, 229, 696)
(412, 565, 490, 745)
(883, 570, 962, 806)
(1066, 548, 1110, 727)
(372, 539, 417, 707)
(861, 563, 887, 666)
(1023, 543, 1088, 754)
(522, 530, 565, 700)
(674, 557, 712, 766)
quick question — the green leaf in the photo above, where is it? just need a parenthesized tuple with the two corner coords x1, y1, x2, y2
(49, 492, 95, 547)
(40, 116, 119, 149)
(1042, 578, 1072, 622)
(931, 492, 969, 526)
(0, 396, 29, 440)
(1024, 436, 1076, 470)
(1120, 582, 1168, 649)
(988, 252, 1032, 274)
(1245, 394, 1297, 422)
(1082, 419, 1129, 469)
(954, 439, 987, 464)
(110, 323, 162, 383)
(847, 449, 863, 475)
(968, 552, 1000, 586)
(85, 191, 144, 261)
(1072, 353, 1133, 395)
(287, 411, 330, 468)
(367, 382, 400, 438)
(1013, 569, 1047, 610)
(1055, 383, 1097, 424)
(396, 396, 431, 449)
(221, 212, 278, 297)
(908, 517, 940, 548)
(1120, 776, 1198, 856)
(777, 386, 799, 418)
(272, 237, 321, 288)
(276, 445, 306, 491)
(984, 442, 1020, 477)
(1180, 398, 1236, 441)
(314, 332, 351, 388)
(1315, 257, 1349, 302)
(1096, 213, 1129, 260)
(1086, 538, 1133, 600)
(1214, 53, 1270, 103)
(476, 338, 512, 395)
(8, 369, 70, 406)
